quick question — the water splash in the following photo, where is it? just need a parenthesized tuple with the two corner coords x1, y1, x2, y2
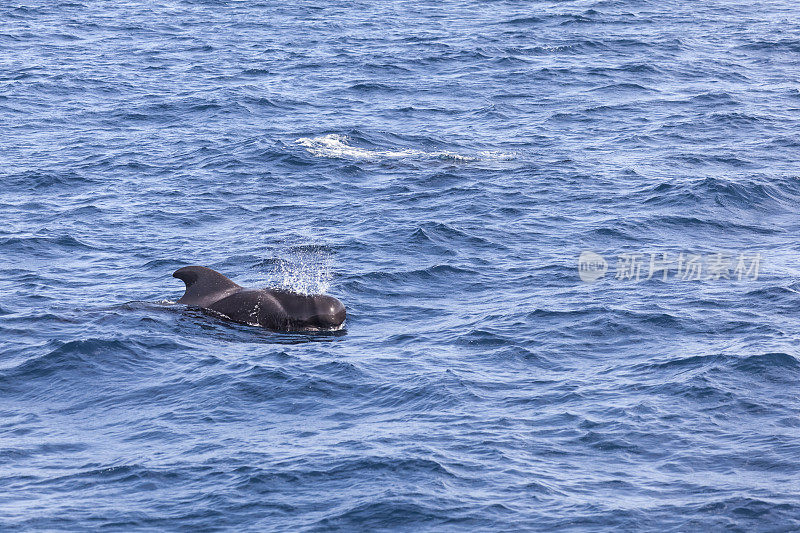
(261, 246, 333, 295)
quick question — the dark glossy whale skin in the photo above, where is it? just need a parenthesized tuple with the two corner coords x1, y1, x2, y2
(173, 266, 345, 332)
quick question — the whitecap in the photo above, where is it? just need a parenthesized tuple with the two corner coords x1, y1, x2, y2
(294, 134, 511, 162)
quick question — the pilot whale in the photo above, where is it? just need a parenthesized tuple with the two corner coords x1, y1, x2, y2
(172, 266, 345, 332)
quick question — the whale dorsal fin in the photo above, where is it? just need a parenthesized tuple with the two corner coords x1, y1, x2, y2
(173, 266, 241, 307)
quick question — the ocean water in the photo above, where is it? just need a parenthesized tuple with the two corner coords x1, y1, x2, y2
(2, 0, 800, 530)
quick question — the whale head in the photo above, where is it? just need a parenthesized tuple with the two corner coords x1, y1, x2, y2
(267, 290, 346, 331)
(305, 293, 346, 331)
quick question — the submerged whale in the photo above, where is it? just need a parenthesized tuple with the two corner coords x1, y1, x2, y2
(172, 266, 345, 332)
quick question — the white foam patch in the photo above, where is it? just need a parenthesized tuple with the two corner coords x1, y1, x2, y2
(478, 150, 516, 161)
(295, 134, 512, 162)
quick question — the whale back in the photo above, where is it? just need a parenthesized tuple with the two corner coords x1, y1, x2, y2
(206, 289, 345, 331)
(173, 265, 242, 308)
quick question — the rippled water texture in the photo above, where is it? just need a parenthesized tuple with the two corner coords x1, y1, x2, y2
(2, 0, 800, 530)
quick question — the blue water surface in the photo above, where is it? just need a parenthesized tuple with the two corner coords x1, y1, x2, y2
(2, 0, 800, 530)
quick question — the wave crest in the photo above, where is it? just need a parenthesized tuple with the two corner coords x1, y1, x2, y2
(294, 134, 512, 162)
